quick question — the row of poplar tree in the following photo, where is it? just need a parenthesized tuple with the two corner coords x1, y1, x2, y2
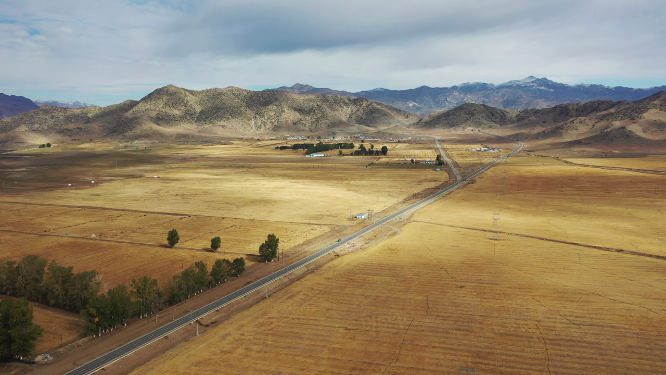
(0, 254, 246, 340)
(0, 231, 282, 356)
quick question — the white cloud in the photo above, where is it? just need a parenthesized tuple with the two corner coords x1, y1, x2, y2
(0, 0, 665, 105)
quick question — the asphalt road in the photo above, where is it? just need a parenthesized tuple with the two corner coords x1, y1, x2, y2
(65, 132, 522, 375)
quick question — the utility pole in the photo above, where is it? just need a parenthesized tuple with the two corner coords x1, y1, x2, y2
(492, 212, 500, 240)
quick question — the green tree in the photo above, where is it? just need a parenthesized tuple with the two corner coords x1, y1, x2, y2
(180, 266, 197, 297)
(39, 144, 45, 148)
(80, 294, 109, 335)
(338, 150, 343, 156)
(210, 236, 221, 252)
(15, 255, 48, 302)
(131, 276, 161, 318)
(164, 275, 188, 305)
(258, 234, 279, 262)
(167, 229, 180, 247)
(381, 146, 388, 156)
(0, 260, 18, 296)
(193, 261, 209, 292)
(0, 298, 44, 359)
(210, 259, 233, 285)
(232, 258, 246, 276)
(436, 154, 444, 166)
(46, 143, 51, 147)
(108, 284, 132, 326)
(43, 261, 74, 310)
(68, 270, 100, 313)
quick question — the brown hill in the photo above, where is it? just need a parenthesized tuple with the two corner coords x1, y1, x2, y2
(565, 126, 655, 146)
(0, 85, 418, 141)
(413, 103, 517, 129)
(512, 91, 666, 147)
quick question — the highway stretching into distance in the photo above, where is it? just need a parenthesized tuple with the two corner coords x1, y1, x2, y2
(65, 132, 523, 375)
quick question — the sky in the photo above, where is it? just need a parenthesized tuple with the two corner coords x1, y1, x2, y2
(1, 0, 665, 106)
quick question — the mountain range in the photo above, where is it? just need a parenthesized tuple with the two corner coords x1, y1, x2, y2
(0, 84, 664, 151)
(0, 85, 417, 141)
(270, 77, 666, 116)
(34, 100, 96, 109)
(415, 91, 666, 149)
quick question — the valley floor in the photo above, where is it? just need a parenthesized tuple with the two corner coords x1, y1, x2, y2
(128, 152, 666, 374)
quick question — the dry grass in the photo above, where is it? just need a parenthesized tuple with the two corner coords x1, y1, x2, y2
(130, 152, 666, 374)
(0, 141, 445, 289)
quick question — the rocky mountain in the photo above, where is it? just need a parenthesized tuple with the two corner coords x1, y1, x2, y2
(34, 100, 96, 109)
(0, 85, 418, 140)
(516, 91, 666, 146)
(0, 93, 39, 119)
(270, 84, 356, 98)
(271, 77, 666, 116)
(410, 91, 666, 148)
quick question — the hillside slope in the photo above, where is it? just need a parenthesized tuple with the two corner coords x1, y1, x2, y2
(0, 85, 418, 141)
(513, 91, 666, 147)
(414, 103, 517, 129)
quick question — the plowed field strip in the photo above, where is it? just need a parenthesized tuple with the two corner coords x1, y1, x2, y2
(412, 221, 666, 261)
(0, 229, 252, 255)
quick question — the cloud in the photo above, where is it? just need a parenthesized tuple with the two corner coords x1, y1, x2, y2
(0, 0, 665, 105)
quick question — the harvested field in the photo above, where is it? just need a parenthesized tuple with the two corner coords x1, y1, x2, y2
(0, 202, 329, 288)
(0, 141, 445, 289)
(130, 152, 666, 374)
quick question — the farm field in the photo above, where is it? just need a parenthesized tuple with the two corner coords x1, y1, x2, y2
(445, 144, 510, 169)
(0, 140, 447, 289)
(130, 152, 666, 374)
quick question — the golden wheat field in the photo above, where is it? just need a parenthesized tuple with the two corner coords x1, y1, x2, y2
(130, 153, 666, 374)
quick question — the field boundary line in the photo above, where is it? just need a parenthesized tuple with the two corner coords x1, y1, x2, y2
(412, 221, 666, 261)
(0, 201, 336, 226)
(64, 132, 522, 375)
(560, 159, 666, 175)
(0, 229, 252, 255)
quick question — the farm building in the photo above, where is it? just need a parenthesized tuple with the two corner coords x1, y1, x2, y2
(307, 153, 326, 157)
(356, 214, 365, 219)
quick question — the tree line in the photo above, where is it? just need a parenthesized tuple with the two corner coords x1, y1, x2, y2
(80, 256, 245, 336)
(350, 144, 388, 156)
(1, 231, 275, 352)
(1, 254, 245, 338)
(0, 255, 101, 313)
(274, 142, 391, 157)
(275, 142, 356, 153)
